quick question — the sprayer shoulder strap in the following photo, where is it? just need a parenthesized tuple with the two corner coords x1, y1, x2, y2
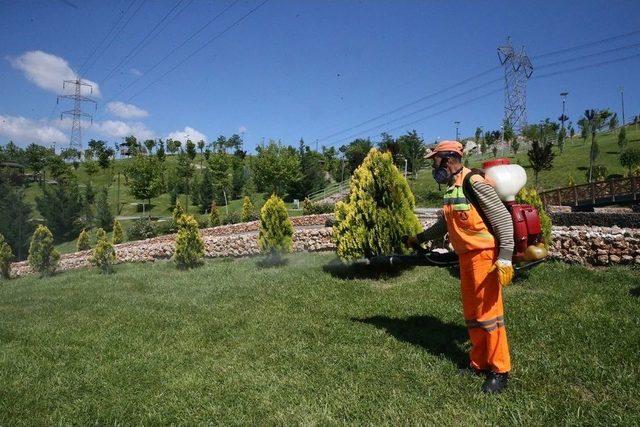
(461, 169, 493, 233)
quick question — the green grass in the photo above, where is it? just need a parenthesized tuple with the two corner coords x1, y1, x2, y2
(411, 125, 640, 207)
(1, 253, 638, 425)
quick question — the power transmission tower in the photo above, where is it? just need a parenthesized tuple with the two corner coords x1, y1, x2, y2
(497, 38, 533, 134)
(57, 79, 97, 152)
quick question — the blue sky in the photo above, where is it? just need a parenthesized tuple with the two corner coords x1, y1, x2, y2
(1, 0, 639, 152)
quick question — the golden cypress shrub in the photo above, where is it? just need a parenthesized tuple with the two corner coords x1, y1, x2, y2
(0, 233, 13, 279)
(28, 225, 60, 277)
(209, 201, 221, 227)
(95, 227, 107, 243)
(258, 194, 293, 257)
(241, 196, 256, 222)
(173, 201, 185, 222)
(333, 148, 422, 261)
(77, 229, 91, 251)
(112, 219, 124, 244)
(516, 187, 552, 248)
(173, 214, 205, 269)
(91, 231, 116, 274)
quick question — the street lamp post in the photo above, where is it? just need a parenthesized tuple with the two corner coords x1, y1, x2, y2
(620, 86, 626, 126)
(454, 121, 460, 141)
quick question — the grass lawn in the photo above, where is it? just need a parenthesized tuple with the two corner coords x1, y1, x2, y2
(411, 125, 640, 207)
(1, 253, 639, 425)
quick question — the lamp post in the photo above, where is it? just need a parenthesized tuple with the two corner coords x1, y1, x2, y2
(620, 86, 626, 126)
(454, 121, 460, 141)
(560, 92, 569, 130)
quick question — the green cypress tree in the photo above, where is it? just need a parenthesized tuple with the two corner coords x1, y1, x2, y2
(112, 219, 124, 244)
(209, 201, 221, 227)
(173, 214, 205, 269)
(77, 229, 91, 251)
(258, 194, 294, 258)
(95, 227, 107, 243)
(95, 187, 114, 231)
(28, 225, 60, 277)
(333, 148, 422, 261)
(0, 233, 14, 279)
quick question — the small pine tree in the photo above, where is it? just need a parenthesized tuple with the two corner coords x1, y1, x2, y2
(0, 233, 14, 279)
(241, 196, 255, 222)
(209, 201, 221, 226)
(258, 194, 294, 258)
(333, 149, 422, 261)
(95, 187, 114, 231)
(77, 229, 91, 251)
(173, 214, 205, 269)
(91, 233, 116, 274)
(173, 201, 185, 222)
(618, 126, 628, 150)
(516, 187, 552, 248)
(112, 219, 124, 244)
(28, 225, 60, 277)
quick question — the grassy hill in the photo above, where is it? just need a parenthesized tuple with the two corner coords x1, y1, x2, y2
(410, 125, 640, 207)
(0, 253, 638, 424)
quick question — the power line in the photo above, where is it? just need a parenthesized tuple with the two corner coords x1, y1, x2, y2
(103, 0, 243, 105)
(124, 0, 271, 102)
(531, 28, 640, 59)
(533, 51, 640, 80)
(100, 0, 194, 85)
(536, 41, 640, 70)
(77, 1, 137, 76)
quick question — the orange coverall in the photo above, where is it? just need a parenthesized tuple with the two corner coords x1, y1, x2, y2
(442, 169, 511, 373)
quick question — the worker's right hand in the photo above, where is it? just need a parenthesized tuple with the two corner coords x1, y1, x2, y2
(402, 235, 420, 249)
(491, 259, 515, 287)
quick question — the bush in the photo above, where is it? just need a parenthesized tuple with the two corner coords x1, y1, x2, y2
(516, 187, 552, 248)
(91, 234, 116, 274)
(77, 229, 91, 251)
(127, 218, 157, 241)
(333, 149, 422, 261)
(242, 196, 257, 222)
(258, 194, 294, 257)
(587, 165, 608, 182)
(173, 214, 204, 269)
(95, 227, 107, 242)
(302, 198, 334, 215)
(112, 219, 124, 244)
(0, 233, 14, 279)
(28, 225, 60, 277)
(222, 211, 241, 225)
(196, 215, 210, 229)
(620, 146, 640, 174)
(209, 202, 221, 227)
(172, 201, 185, 222)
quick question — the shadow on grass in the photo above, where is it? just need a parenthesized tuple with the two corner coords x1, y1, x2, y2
(256, 256, 289, 269)
(322, 259, 412, 280)
(353, 315, 468, 368)
(630, 286, 640, 298)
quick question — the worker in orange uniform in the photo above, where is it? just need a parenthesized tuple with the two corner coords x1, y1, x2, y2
(405, 140, 515, 394)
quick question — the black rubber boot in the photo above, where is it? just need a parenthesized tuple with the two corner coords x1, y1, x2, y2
(481, 372, 509, 394)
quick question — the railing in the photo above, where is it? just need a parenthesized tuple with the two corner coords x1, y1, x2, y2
(306, 178, 351, 202)
(539, 176, 639, 207)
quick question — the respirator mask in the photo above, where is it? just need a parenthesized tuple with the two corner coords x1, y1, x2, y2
(432, 155, 463, 187)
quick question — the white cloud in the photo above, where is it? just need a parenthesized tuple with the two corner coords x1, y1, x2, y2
(8, 50, 101, 96)
(92, 120, 155, 141)
(0, 114, 69, 145)
(166, 126, 207, 143)
(106, 101, 149, 119)
(130, 68, 142, 76)
(238, 126, 247, 133)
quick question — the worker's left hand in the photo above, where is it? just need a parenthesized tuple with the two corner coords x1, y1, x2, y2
(491, 259, 515, 286)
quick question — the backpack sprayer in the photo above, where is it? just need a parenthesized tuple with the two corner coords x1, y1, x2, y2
(371, 158, 548, 272)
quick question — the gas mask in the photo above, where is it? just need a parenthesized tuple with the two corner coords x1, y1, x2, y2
(432, 158, 452, 184)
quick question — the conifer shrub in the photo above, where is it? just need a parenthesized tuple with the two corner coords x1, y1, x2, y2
(127, 218, 157, 241)
(112, 220, 124, 244)
(241, 196, 257, 222)
(95, 227, 107, 242)
(0, 233, 14, 279)
(258, 194, 294, 258)
(28, 225, 60, 277)
(333, 148, 422, 261)
(91, 232, 116, 274)
(516, 187, 552, 248)
(209, 201, 221, 227)
(174, 214, 205, 269)
(302, 198, 334, 215)
(173, 201, 185, 222)
(77, 229, 91, 251)
(222, 211, 241, 225)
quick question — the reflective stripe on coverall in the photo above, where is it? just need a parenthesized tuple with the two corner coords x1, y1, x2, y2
(442, 167, 511, 373)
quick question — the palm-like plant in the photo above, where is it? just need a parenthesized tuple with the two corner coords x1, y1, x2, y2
(584, 109, 612, 182)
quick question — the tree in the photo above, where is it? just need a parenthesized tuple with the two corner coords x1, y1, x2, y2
(609, 113, 619, 131)
(197, 167, 215, 214)
(197, 139, 205, 157)
(123, 135, 139, 156)
(526, 137, 555, 186)
(47, 155, 72, 182)
(173, 214, 204, 269)
(175, 151, 195, 208)
(398, 130, 426, 179)
(28, 225, 60, 277)
(620, 147, 640, 175)
(144, 139, 156, 155)
(91, 231, 116, 274)
(557, 127, 567, 154)
(226, 134, 243, 153)
(95, 187, 114, 230)
(166, 139, 178, 155)
(618, 126, 628, 150)
(95, 227, 107, 242)
(156, 140, 166, 162)
(0, 233, 14, 279)
(321, 146, 341, 181)
(36, 179, 84, 241)
(97, 148, 114, 170)
(502, 119, 515, 154)
(378, 132, 402, 164)
(577, 117, 590, 144)
(214, 135, 227, 154)
(173, 201, 185, 222)
(474, 127, 482, 145)
(186, 140, 197, 161)
(257, 194, 293, 259)
(584, 109, 612, 182)
(252, 140, 300, 197)
(24, 143, 51, 182)
(83, 159, 99, 178)
(290, 139, 325, 199)
(112, 219, 124, 244)
(209, 201, 220, 226)
(333, 149, 422, 261)
(126, 155, 164, 208)
(340, 138, 374, 174)
(0, 179, 34, 260)
(208, 153, 231, 205)
(77, 229, 91, 251)
(242, 196, 256, 222)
